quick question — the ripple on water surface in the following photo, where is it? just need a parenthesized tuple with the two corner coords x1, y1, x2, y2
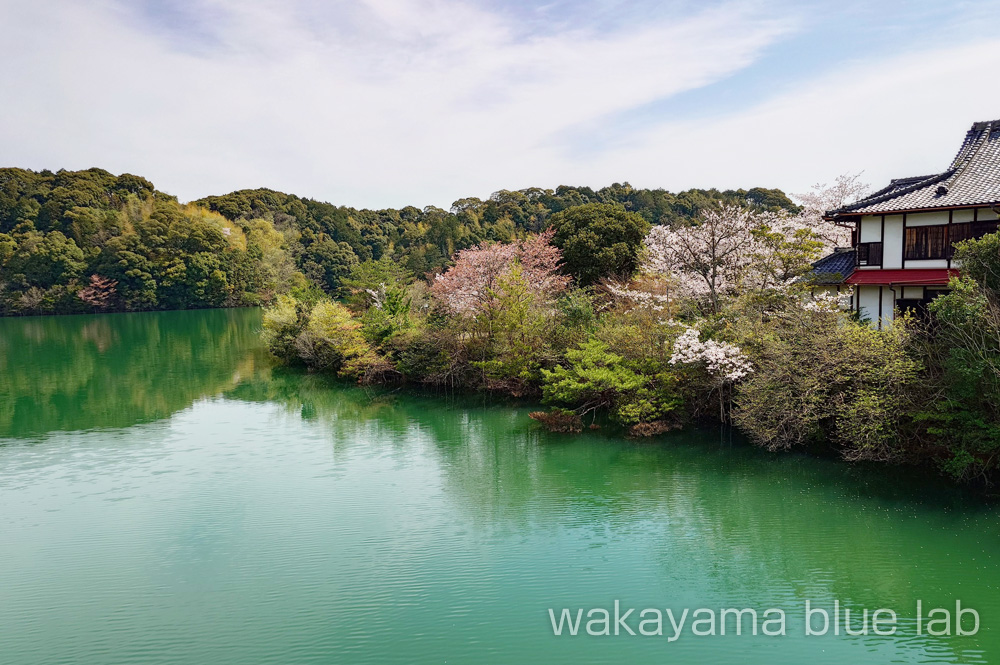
(0, 310, 997, 665)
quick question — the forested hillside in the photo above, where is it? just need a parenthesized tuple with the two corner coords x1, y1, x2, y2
(0, 167, 799, 315)
(194, 183, 799, 280)
(0, 168, 307, 315)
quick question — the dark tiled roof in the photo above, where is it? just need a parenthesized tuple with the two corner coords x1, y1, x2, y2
(805, 249, 855, 284)
(828, 119, 1000, 216)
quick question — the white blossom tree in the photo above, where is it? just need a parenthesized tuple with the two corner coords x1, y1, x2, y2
(645, 205, 759, 312)
(669, 327, 753, 382)
(645, 204, 823, 312)
(603, 273, 674, 314)
(793, 173, 871, 248)
(801, 288, 855, 313)
(669, 326, 753, 421)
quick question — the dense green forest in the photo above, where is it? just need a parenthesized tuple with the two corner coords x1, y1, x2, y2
(193, 182, 798, 280)
(0, 167, 798, 315)
(0, 168, 307, 314)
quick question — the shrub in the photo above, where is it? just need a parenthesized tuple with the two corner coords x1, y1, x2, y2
(529, 409, 584, 433)
(733, 305, 920, 460)
(388, 324, 471, 387)
(261, 295, 308, 363)
(294, 302, 361, 369)
(540, 339, 683, 426)
(628, 420, 680, 437)
(919, 269, 1000, 479)
(262, 296, 396, 382)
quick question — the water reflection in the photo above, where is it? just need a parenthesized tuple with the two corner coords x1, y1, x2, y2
(1, 309, 997, 664)
(226, 377, 999, 664)
(0, 309, 270, 437)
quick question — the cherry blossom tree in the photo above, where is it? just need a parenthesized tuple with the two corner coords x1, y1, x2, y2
(77, 274, 118, 311)
(802, 288, 854, 313)
(601, 273, 682, 323)
(604, 279, 673, 312)
(430, 229, 569, 316)
(669, 325, 753, 421)
(644, 204, 830, 312)
(670, 327, 753, 383)
(645, 205, 772, 312)
(793, 173, 871, 248)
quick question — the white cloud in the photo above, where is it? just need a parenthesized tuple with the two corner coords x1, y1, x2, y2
(598, 40, 1000, 198)
(5, 0, 994, 210)
(0, 0, 793, 207)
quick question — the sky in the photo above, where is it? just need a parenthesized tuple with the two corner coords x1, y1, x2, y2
(2, 0, 1000, 209)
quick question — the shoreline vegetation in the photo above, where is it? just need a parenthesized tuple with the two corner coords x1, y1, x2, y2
(4, 169, 1000, 483)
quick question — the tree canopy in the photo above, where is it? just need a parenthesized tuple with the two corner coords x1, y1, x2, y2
(548, 203, 651, 285)
(0, 167, 802, 315)
(0, 168, 306, 314)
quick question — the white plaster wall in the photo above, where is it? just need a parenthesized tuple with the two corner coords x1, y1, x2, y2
(953, 209, 975, 223)
(880, 286, 895, 325)
(883, 215, 903, 268)
(903, 259, 949, 268)
(860, 216, 882, 242)
(902, 286, 924, 299)
(858, 285, 881, 325)
(907, 211, 950, 226)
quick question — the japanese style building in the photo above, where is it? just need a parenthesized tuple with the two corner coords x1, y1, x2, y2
(815, 118, 1000, 327)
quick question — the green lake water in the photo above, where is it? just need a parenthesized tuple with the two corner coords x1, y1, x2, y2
(1, 308, 998, 664)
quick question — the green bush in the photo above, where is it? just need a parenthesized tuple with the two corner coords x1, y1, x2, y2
(261, 295, 308, 363)
(540, 339, 683, 427)
(919, 265, 1000, 479)
(733, 305, 920, 460)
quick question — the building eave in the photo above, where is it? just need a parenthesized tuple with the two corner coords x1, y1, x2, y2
(823, 201, 1000, 222)
(845, 269, 959, 286)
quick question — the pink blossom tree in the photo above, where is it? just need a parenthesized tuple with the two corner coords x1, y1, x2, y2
(430, 229, 570, 316)
(77, 274, 118, 311)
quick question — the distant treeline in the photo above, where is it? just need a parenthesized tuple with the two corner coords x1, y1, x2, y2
(0, 167, 798, 315)
(194, 183, 799, 280)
